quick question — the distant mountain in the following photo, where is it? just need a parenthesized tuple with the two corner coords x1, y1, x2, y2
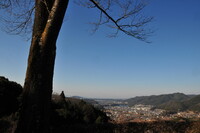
(126, 93, 200, 112)
(157, 95, 200, 112)
(157, 101, 186, 112)
(183, 95, 200, 111)
(126, 93, 190, 106)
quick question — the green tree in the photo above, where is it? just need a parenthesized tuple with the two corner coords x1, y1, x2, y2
(0, 0, 153, 133)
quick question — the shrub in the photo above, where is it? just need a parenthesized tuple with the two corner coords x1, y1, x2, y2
(0, 76, 22, 117)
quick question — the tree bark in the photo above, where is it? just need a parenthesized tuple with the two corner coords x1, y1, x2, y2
(15, 0, 69, 133)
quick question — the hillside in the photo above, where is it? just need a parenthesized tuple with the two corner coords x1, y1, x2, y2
(0, 77, 109, 133)
(157, 101, 186, 112)
(126, 93, 200, 112)
(157, 95, 200, 112)
(126, 93, 190, 106)
(0, 76, 22, 117)
(183, 95, 200, 111)
(51, 93, 109, 124)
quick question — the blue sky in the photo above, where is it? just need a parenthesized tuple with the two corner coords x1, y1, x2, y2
(0, 0, 200, 98)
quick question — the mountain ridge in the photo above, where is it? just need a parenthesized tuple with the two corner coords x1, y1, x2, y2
(125, 93, 200, 112)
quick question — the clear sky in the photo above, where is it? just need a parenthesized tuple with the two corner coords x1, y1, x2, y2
(0, 0, 200, 98)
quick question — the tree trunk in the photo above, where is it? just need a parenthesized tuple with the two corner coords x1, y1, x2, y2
(15, 0, 69, 133)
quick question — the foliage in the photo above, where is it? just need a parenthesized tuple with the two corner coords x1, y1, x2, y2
(51, 94, 109, 126)
(0, 76, 22, 117)
(0, 114, 18, 133)
(0, 77, 110, 133)
(186, 121, 200, 133)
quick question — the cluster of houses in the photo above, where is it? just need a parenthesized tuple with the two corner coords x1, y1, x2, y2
(104, 104, 200, 123)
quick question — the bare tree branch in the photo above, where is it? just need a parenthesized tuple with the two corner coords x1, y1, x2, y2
(0, 0, 13, 9)
(0, 0, 34, 37)
(88, 0, 153, 42)
(4, 6, 34, 35)
(1, 0, 154, 42)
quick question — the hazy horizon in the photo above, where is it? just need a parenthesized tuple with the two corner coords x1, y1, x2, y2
(54, 91, 199, 99)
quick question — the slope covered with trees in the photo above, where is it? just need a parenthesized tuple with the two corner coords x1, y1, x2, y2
(0, 77, 109, 133)
(0, 76, 22, 117)
(126, 93, 190, 106)
(157, 95, 200, 112)
(126, 93, 200, 112)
